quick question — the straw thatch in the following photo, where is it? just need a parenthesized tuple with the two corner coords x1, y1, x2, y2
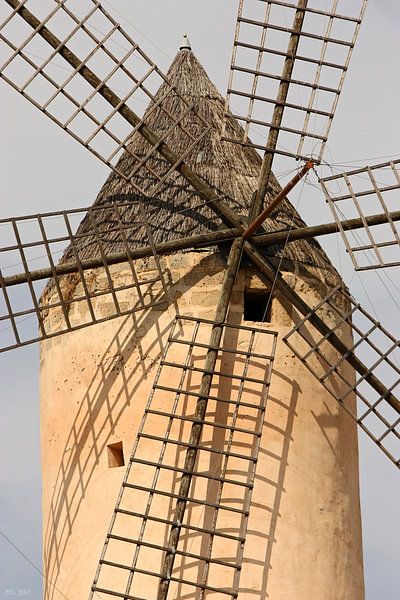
(60, 49, 341, 285)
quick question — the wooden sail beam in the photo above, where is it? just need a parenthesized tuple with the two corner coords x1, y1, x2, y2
(157, 238, 244, 600)
(255, 210, 400, 246)
(253, 0, 308, 216)
(1, 228, 240, 288)
(4, 210, 400, 289)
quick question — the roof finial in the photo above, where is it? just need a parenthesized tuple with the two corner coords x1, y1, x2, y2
(180, 33, 191, 51)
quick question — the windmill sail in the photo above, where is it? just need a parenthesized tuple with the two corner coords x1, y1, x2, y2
(0, 0, 210, 198)
(90, 316, 277, 600)
(283, 284, 400, 467)
(321, 158, 400, 270)
(0, 201, 167, 352)
(0, 31, 343, 354)
(224, 0, 367, 162)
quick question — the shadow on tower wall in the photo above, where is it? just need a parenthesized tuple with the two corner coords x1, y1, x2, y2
(42, 257, 196, 598)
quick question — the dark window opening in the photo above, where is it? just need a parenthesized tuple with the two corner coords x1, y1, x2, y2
(244, 291, 272, 323)
(107, 441, 125, 468)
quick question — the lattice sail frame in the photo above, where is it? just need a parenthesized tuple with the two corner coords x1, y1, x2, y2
(224, 0, 367, 162)
(0, 0, 210, 197)
(0, 201, 167, 353)
(283, 285, 400, 467)
(91, 315, 278, 600)
(321, 158, 400, 270)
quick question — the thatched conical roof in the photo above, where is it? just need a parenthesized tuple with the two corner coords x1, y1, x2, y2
(61, 49, 341, 284)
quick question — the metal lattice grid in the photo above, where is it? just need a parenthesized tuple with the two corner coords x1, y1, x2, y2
(0, 201, 167, 353)
(0, 0, 210, 197)
(91, 315, 278, 600)
(321, 158, 400, 270)
(283, 285, 400, 467)
(224, 0, 367, 162)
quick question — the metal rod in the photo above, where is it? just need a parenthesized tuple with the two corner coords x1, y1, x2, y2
(238, 16, 354, 47)
(129, 457, 252, 488)
(105, 532, 241, 566)
(114, 508, 244, 542)
(153, 385, 267, 410)
(144, 408, 259, 437)
(229, 110, 326, 140)
(156, 238, 244, 600)
(137, 432, 258, 461)
(228, 87, 333, 117)
(123, 482, 248, 516)
(163, 338, 274, 360)
(234, 40, 346, 71)
(243, 160, 313, 239)
(231, 64, 339, 94)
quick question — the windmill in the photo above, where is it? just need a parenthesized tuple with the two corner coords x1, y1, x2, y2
(0, 1, 399, 599)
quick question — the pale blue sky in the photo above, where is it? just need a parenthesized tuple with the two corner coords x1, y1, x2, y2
(0, 1, 399, 599)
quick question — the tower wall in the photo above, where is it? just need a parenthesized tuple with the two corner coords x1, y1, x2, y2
(40, 251, 364, 599)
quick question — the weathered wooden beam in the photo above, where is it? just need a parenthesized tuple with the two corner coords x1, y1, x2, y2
(4, 209, 400, 288)
(254, 210, 400, 246)
(157, 238, 244, 600)
(253, 0, 309, 215)
(2, 228, 240, 288)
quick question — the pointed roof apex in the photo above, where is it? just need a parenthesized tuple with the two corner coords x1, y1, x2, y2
(180, 33, 191, 51)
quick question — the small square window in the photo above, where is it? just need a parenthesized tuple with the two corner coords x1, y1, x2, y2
(244, 291, 272, 322)
(107, 441, 125, 468)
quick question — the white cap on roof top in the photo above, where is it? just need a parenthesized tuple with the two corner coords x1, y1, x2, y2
(180, 33, 191, 51)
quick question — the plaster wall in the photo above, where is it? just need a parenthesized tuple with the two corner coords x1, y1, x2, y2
(40, 250, 364, 600)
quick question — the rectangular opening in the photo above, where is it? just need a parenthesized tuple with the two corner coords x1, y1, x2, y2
(243, 291, 272, 323)
(107, 441, 125, 468)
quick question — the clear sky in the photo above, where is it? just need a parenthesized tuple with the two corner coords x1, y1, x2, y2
(0, 1, 399, 599)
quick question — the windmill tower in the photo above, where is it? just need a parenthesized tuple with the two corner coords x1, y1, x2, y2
(39, 45, 364, 600)
(1, 2, 399, 600)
